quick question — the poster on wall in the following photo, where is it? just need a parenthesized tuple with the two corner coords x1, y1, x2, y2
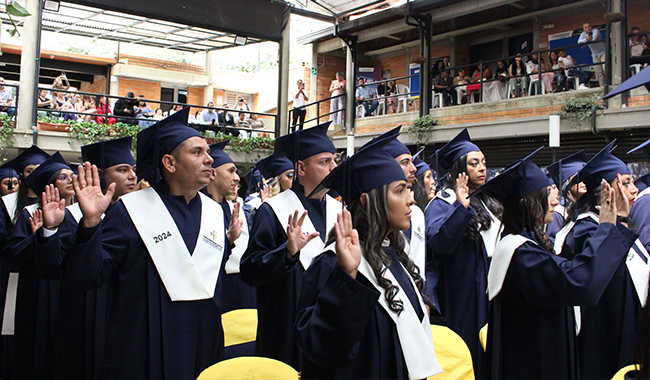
(358, 67, 382, 92)
(409, 63, 420, 98)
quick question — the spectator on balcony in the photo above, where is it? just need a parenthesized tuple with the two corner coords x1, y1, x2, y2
(153, 108, 164, 121)
(78, 95, 98, 123)
(51, 73, 70, 91)
(509, 53, 529, 97)
(378, 79, 398, 113)
(355, 77, 379, 117)
(247, 113, 270, 138)
(168, 104, 183, 115)
(291, 79, 308, 130)
(329, 72, 346, 125)
(235, 112, 252, 137)
(453, 68, 471, 104)
(549, 51, 568, 92)
(37, 89, 52, 119)
(73, 93, 84, 113)
(200, 101, 219, 126)
(50, 89, 76, 122)
(527, 52, 554, 95)
(434, 70, 457, 106)
(630, 31, 650, 68)
(578, 22, 606, 87)
(466, 62, 487, 102)
(218, 103, 236, 127)
(95, 96, 116, 125)
(432, 59, 446, 81)
(233, 96, 250, 119)
(0, 77, 16, 119)
(114, 92, 138, 125)
(558, 49, 592, 90)
(630, 26, 643, 57)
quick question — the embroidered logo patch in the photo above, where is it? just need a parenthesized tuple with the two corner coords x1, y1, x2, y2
(203, 230, 223, 251)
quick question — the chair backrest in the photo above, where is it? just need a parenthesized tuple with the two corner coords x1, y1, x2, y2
(396, 84, 410, 95)
(197, 356, 299, 380)
(428, 325, 475, 380)
(611, 364, 640, 380)
(221, 309, 257, 347)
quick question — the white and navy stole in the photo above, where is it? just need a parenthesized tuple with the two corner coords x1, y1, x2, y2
(121, 187, 226, 302)
(246, 193, 262, 211)
(225, 197, 249, 274)
(637, 186, 650, 201)
(435, 188, 456, 205)
(1, 202, 39, 335)
(66, 202, 83, 223)
(479, 200, 503, 259)
(554, 212, 650, 307)
(357, 247, 442, 379)
(404, 205, 426, 275)
(1, 192, 18, 224)
(266, 189, 341, 270)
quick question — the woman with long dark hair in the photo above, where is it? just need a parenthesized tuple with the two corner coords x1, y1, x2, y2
(554, 141, 645, 379)
(412, 155, 435, 211)
(481, 149, 637, 379)
(424, 128, 500, 379)
(5, 152, 77, 379)
(295, 137, 441, 379)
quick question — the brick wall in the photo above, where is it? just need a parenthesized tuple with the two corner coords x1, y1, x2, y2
(120, 55, 204, 74)
(315, 54, 347, 119)
(79, 75, 107, 97)
(186, 86, 203, 115)
(630, 95, 650, 107)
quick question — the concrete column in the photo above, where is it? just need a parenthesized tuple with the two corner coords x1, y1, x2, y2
(310, 43, 319, 124)
(608, 0, 623, 108)
(344, 43, 355, 132)
(16, 0, 42, 133)
(203, 51, 214, 106)
(532, 19, 541, 52)
(276, 16, 290, 136)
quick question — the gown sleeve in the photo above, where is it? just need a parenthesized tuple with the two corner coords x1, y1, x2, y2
(295, 252, 380, 368)
(631, 196, 650, 251)
(425, 198, 475, 256)
(3, 210, 36, 265)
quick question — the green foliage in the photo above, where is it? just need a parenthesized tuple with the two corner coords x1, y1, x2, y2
(202, 132, 274, 154)
(38, 117, 141, 149)
(405, 115, 440, 147)
(557, 94, 602, 121)
(5, 0, 30, 37)
(0, 114, 15, 160)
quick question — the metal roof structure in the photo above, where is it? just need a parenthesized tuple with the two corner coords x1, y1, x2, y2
(1, 1, 266, 53)
(291, 0, 406, 18)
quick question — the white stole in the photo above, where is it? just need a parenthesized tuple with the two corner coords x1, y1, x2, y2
(246, 194, 262, 211)
(1, 192, 18, 223)
(225, 197, 250, 274)
(479, 200, 503, 259)
(1, 203, 38, 336)
(637, 186, 650, 201)
(435, 188, 456, 205)
(554, 212, 650, 307)
(121, 187, 226, 302)
(357, 253, 442, 380)
(266, 190, 341, 270)
(487, 234, 533, 301)
(66, 202, 83, 223)
(404, 204, 426, 275)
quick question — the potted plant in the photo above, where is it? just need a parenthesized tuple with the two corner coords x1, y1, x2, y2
(405, 114, 440, 148)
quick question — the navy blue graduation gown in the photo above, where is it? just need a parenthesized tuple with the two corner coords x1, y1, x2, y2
(424, 196, 488, 378)
(631, 194, 650, 252)
(64, 185, 227, 380)
(558, 217, 640, 379)
(34, 207, 107, 380)
(487, 226, 636, 379)
(218, 201, 256, 313)
(4, 207, 70, 380)
(240, 187, 328, 370)
(296, 247, 422, 380)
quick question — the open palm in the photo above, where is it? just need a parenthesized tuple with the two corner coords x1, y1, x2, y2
(335, 210, 361, 279)
(73, 163, 115, 228)
(286, 210, 320, 258)
(41, 184, 66, 228)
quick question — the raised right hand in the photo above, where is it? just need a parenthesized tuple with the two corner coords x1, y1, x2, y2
(456, 173, 470, 208)
(73, 162, 115, 228)
(42, 184, 66, 228)
(286, 210, 320, 258)
(334, 210, 361, 279)
(599, 179, 617, 225)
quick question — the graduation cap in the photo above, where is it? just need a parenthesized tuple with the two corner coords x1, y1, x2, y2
(309, 133, 406, 204)
(209, 140, 234, 168)
(413, 148, 431, 177)
(136, 107, 203, 185)
(545, 150, 588, 195)
(25, 152, 70, 195)
(81, 136, 135, 171)
(603, 65, 650, 99)
(567, 139, 630, 192)
(361, 126, 402, 152)
(627, 138, 650, 164)
(0, 160, 18, 190)
(471, 147, 548, 204)
(255, 154, 294, 179)
(12, 145, 50, 177)
(435, 128, 480, 171)
(273, 121, 336, 163)
(635, 173, 650, 193)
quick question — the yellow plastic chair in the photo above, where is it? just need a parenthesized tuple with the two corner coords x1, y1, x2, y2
(611, 364, 640, 380)
(221, 309, 257, 347)
(428, 325, 475, 380)
(479, 323, 489, 352)
(197, 356, 298, 380)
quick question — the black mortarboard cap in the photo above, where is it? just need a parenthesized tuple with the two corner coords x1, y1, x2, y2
(435, 128, 480, 170)
(82, 136, 135, 171)
(25, 152, 69, 195)
(546, 150, 588, 192)
(12, 145, 50, 176)
(567, 140, 631, 191)
(256, 155, 294, 179)
(273, 121, 336, 163)
(209, 140, 234, 168)
(628, 139, 650, 164)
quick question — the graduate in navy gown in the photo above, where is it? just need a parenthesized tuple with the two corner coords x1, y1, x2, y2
(544, 150, 588, 244)
(424, 128, 500, 378)
(205, 140, 255, 314)
(4, 152, 77, 379)
(629, 140, 650, 252)
(36, 137, 137, 380)
(257, 154, 294, 199)
(0, 162, 18, 198)
(63, 108, 240, 380)
(412, 153, 436, 211)
(555, 141, 643, 379)
(0, 146, 49, 380)
(295, 133, 442, 380)
(240, 122, 340, 370)
(481, 148, 637, 379)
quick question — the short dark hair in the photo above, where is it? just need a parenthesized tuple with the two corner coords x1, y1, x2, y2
(127, 92, 134, 98)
